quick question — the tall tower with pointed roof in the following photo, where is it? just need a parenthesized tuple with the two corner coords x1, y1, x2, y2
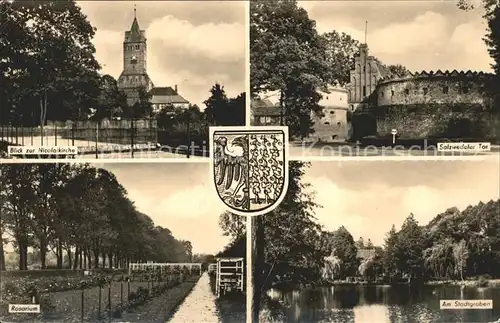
(118, 7, 154, 106)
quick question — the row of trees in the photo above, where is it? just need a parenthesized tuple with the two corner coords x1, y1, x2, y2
(251, 0, 500, 138)
(323, 198, 500, 283)
(0, 164, 193, 271)
(156, 84, 246, 131)
(0, 1, 245, 128)
(252, 161, 500, 290)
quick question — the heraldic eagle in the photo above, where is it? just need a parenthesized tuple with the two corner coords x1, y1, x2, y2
(214, 136, 249, 209)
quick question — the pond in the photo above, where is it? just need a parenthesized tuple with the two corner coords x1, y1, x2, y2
(266, 284, 500, 322)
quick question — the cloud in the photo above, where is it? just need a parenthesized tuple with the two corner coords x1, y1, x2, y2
(305, 176, 369, 240)
(126, 182, 228, 255)
(304, 161, 500, 247)
(147, 16, 244, 63)
(307, 4, 493, 72)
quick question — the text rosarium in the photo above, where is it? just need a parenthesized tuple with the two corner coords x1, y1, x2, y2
(8, 304, 41, 313)
(437, 142, 491, 152)
(440, 299, 493, 310)
(8, 146, 78, 155)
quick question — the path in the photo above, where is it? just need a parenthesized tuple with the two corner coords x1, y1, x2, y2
(168, 273, 220, 323)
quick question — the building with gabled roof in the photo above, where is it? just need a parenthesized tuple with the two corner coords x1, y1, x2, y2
(150, 85, 190, 113)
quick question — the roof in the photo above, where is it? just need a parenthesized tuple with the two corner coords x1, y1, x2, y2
(150, 87, 189, 104)
(251, 98, 275, 108)
(357, 248, 376, 260)
(125, 12, 145, 42)
(253, 106, 281, 116)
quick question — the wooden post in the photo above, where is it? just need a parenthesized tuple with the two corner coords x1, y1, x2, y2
(108, 284, 111, 317)
(81, 289, 84, 322)
(120, 282, 123, 308)
(98, 287, 102, 319)
(131, 119, 135, 158)
(252, 216, 265, 323)
(95, 122, 99, 159)
(186, 112, 191, 158)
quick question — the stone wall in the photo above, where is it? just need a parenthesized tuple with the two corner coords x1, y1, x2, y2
(310, 107, 350, 141)
(374, 104, 500, 141)
(377, 76, 487, 107)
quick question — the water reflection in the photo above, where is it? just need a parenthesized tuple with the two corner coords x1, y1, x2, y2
(266, 285, 500, 322)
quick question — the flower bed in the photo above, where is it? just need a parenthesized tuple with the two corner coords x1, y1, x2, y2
(0, 269, 188, 322)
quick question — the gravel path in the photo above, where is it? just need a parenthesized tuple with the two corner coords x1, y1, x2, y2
(168, 273, 221, 323)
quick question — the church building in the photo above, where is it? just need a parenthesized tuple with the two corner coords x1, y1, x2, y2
(118, 9, 190, 111)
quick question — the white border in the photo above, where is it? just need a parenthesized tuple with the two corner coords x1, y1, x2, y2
(246, 215, 253, 323)
(209, 126, 289, 217)
(245, 0, 251, 127)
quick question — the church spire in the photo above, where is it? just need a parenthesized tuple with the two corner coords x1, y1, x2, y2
(129, 5, 141, 40)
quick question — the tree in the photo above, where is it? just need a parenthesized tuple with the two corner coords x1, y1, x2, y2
(219, 212, 246, 241)
(127, 86, 152, 118)
(329, 226, 359, 278)
(383, 225, 399, 280)
(0, 164, 194, 270)
(394, 214, 425, 281)
(251, 0, 329, 138)
(453, 239, 469, 281)
(227, 92, 246, 126)
(0, 1, 101, 125)
(387, 64, 411, 78)
(355, 237, 365, 249)
(458, 0, 500, 111)
(321, 31, 360, 85)
(203, 83, 229, 126)
(94, 74, 128, 120)
(251, 161, 325, 321)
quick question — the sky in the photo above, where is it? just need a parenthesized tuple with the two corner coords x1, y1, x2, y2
(77, 1, 246, 108)
(303, 157, 500, 246)
(298, 0, 494, 73)
(99, 162, 230, 255)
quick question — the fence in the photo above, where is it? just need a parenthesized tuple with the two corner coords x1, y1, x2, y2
(215, 257, 244, 298)
(0, 119, 158, 157)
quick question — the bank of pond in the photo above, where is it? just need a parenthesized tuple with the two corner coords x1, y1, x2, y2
(261, 281, 500, 323)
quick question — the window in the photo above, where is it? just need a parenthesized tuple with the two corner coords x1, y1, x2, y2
(324, 122, 330, 125)
(391, 90, 395, 97)
(423, 88, 428, 95)
(404, 89, 409, 95)
(135, 45, 140, 50)
(380, 91, 384, 97)
(337, 122, 342, 126)
(363, 66, 366, 72)
(259, 116, 266, 124)
(326, 96, 329, 100)
(363, 86, 366, 97)
(330, 111, 335, 115)
(443, 86, 449, 94)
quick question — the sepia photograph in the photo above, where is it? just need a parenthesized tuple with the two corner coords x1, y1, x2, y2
(0, 1, 245, 159)
(252, 158, 500, 322)
(0, 162, 246, 322)
(250, 0, 500, 157)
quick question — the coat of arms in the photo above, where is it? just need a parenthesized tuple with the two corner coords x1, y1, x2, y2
(210, 126, 289, 216)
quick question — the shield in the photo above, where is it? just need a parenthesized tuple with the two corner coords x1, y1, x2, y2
(210, 126, 289, 217)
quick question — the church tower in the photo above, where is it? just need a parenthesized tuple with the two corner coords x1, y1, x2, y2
(118, 7, 154, 106)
